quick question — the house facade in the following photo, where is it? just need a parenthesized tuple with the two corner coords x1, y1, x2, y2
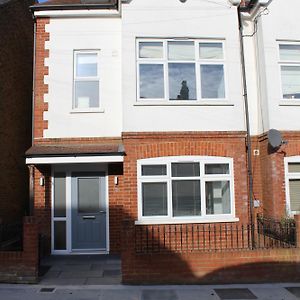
(26, 0, 300, 261)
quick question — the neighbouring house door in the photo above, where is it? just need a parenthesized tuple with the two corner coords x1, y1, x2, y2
(71, 173, 107, 251)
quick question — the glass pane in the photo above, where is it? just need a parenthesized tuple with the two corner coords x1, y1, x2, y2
(289, 179, 300, 211)
(142, 182, 167, 216)
(280, 45, 300, 61)
(168, 41, 195, 60)
(281, 66, 300, 99)
(205, 164, 229, 175)
(142, 165, 167, 176)
(168, 63, 196, 100)
(139, 64, 164, 99)
(78, 177, 100, 214)
(199, 43, 223, 59)
(288, 163, 300, 173)
(54, 173, 66, 217)
(172, 163, 200, 177)
(206, 181, 231, 215)
(76, 53, 97, 77)
(54, 221, 66, 250)
(74, 81, 99, 108)
(201, 64, 225, 99)
(172, 180, 201, 216)
(139, 42, 163, 59)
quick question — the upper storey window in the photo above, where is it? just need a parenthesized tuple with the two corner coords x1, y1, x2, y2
(279, 44, 300, 100)
(73, 51, 100, 110)
(137, 39, 226, 102)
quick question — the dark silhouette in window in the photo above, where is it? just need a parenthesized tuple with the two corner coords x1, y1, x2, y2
(178, 80, 189, 100)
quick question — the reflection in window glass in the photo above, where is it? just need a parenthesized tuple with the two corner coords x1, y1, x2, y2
(205, 164, 229, 175)
(206, 181, 231, 215)
(289, 179, 300, 212)
(139, 42, 163, 59)
(172, 163, 200, 177)
(142, 165, 167, 176)
(280, 45, 300, 61)
(168, 41, 195, 61)
(172, 180, 201, 216)
(142, 182, 168, 216)
(139, 64, 164, 99)
(201, 64, 225, 98)
(75, 81, 99, 108)
(199, 43, 223, 59)
(76, 53, 98, 77)
(168, 63, 196, 100)
(281, 66, 300, 99)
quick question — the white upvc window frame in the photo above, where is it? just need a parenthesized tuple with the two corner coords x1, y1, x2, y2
(278, 41, 300, 102)
(136, 38, 228, 104)
(72, 50, 102, 113)
(136, 156, 237, 225)
(284, 156, 300, 216)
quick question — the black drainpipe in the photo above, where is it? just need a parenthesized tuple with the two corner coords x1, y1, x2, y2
(237, 5, 255, 247)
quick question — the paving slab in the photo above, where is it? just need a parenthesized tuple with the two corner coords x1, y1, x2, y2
(85, 276, 121, 285)
(286, 287, 300, 298)
(176, 288, 219, 300)
(38, 278, 87, 285)
(100, 289, 140, 300)
(214, 288, 257, 299)
(141, 289, 178, 300)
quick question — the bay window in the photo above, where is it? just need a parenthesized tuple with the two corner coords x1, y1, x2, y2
(137, 39, 226, 102)
(137, 157, 235, 224)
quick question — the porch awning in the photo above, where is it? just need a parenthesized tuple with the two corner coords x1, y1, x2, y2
(25, 144, 125, 164)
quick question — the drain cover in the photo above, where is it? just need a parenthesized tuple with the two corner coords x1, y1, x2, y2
(214, 288, 257, 299)
(286, 287, 300, 298)
(142, 290, 178, 300)
(39, 287, 56, 293)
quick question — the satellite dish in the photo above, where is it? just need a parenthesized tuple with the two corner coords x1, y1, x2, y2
(268, 129, 283, 149)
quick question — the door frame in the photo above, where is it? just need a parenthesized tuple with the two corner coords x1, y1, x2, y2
(51, 164, 110, 255)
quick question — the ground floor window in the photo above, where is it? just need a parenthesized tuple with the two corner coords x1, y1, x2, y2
(137, 156, 235, 224)
(285, 158, 300, 214)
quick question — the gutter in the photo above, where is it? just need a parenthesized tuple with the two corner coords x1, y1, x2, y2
(30, 3, 118, 12)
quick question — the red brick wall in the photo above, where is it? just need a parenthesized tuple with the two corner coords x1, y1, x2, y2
(34, 17, 49, 141)
(0, 0, 34, 223)
(122, 131, 250, 224)
(0, 217, 39, 283)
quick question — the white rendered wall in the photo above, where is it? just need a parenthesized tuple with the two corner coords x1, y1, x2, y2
(44, 18, 122, 138)
(255, 0, 300, 132)
(122, 0, 246, 133)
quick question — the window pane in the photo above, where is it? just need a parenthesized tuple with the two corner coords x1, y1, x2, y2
(206, 181, 231, 215)
(168, 41, 195, 60)
(205, 164, 229, 175)
(172, 163, 200, 177)
(78, 177, 100, 214)
(281, 66, 300, 99)
(54, 221, 66, 250)
(139, 42, 163, 59)
(142, 182, 168, 216)
(54, 173, 66, 217)
(280, 45, 300, 61)
(172, 180, 201, 216)
(201, 64, 225, 98)
(288, 163, 300, 173)
(289, 179, 300, 212)
(168, 63, 196, 100)
(199, 43, 223, 59)
(142, 165, 167, 176)
(139, 64, 164, 99)
(74, 81, 99, 108)
(76, 53, 97, 77)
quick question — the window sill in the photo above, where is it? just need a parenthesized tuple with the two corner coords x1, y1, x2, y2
(134, 101, 234, 107)
(70, 108, 105, 114)
(279, 101, 300, 106)
(135, 216, 239, 225)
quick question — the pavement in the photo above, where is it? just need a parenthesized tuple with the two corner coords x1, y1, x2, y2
(1, 283, 300, 300)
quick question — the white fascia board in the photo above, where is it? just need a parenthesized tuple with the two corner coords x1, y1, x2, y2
(26, 155, 124, 165)
(34, 9, 120, 18)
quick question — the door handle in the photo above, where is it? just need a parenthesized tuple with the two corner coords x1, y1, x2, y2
(99, 211, 106, 214)
(83, 216, 96, 219)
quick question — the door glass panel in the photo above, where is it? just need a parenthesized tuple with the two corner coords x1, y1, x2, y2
(78, 177, 100, 213)
(172, 180, 201, 216)
(54, 173, 66, 217)
(54, 221, 66, 250)
(206, 181, 231, 214)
